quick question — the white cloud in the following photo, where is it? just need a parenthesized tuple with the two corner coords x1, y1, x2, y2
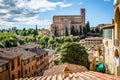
(0, 9, 9, 13)
(104, 0, 110, 2)
(27, 0, 62, 10)
(78, 2, 83, 5)
(0, 0, 72, 29)
(114, 0, 117, 5)
(59, 3, 72, 8)
(16, 0, 72, 12)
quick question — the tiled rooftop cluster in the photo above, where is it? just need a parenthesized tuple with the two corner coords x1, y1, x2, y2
(44, 63, 88, 76)
(18, 71, 120, 80)
(0, 44, 49, 80)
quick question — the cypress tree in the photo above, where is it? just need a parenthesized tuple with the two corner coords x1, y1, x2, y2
(65, 27, 68, 36)
(71, 26, 75, 36)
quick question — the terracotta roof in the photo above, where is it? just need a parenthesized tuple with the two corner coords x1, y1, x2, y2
(16, 48, 36, 60)
(18, 71, 120, 80)
(18, 43, 39, 49)
(36, 49, 47, 57)
(44, 63, 88, 76)
(0, 58, 9, 66)
(0, 48, 22, 60)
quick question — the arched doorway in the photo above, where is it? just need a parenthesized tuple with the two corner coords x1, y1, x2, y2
(114, 49, 119, 66)
(115, 7, 120, 39)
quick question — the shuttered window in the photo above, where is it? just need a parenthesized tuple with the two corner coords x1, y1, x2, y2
(103, 29, 112, 39)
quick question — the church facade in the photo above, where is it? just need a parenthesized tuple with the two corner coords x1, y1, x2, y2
(51, 9, 85, 36)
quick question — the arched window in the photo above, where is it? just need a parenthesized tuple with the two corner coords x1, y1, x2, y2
(115, 49, 119, 66)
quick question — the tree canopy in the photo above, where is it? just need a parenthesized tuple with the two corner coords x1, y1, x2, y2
(86, 21, 90, 33)
(71, 26, 75, 36)
(60, 42, 89, 69)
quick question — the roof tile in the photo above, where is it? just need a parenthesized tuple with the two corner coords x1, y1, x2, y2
(18, 71, 120, 80)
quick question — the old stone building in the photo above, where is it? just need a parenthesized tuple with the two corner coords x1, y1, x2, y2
(18, 49, 36, 78)
(0, 49, 22, 80)
(103, 0, 120, 76)
(19, 44, 49, 76)
(51, 8, 85, 36)
(102, 24, 115, 74)
(0, 58, 9, 80)
(114, 0, 120, 76)
(82, 37, 103, 47)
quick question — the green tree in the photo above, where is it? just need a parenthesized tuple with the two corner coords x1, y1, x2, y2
(71, 26, 75, 36)
(65, 27, 68, 36)
(35, 25, 38, 35)
(86, 21, 90, 33)
(0, 42, 5, 48)
(100, 29, 103, 35)
(91, 28, 95, 33)
(79, 26, 82, 35)
(54, 26, 58, 36)
(0, 32, 20, 47)
(75, 29, 78, 36)
(95, 28, 100, 33)
(60, 42, 89, 69)
(83, 26, 87, 35)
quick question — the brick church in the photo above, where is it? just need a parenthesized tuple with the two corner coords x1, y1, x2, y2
(51, 8, 85, 36)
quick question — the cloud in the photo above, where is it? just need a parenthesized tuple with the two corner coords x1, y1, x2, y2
(114, 0, 117, 5)
(104, 0, 110, 2)
(0, 0, 72, 29)
(78, 2, 83, 5)
(60, 3, 72, 8)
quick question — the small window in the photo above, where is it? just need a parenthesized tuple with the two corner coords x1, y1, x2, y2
(37, 58, 39, 61)
(11, 60, 14, 70)
(29, 68, 30, 72)
(25, 70, 27, 75)
(18, 58, 20, 67)
(18, 70, 20, 78)
(0, 66, 3, 72)
(12, 74, 15, 80)
(32, 66, 34, 70)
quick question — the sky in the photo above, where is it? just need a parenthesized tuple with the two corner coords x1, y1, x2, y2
(0, 0, 114, 29)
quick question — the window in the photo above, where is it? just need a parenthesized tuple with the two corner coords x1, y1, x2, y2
(0, 66, 3, 72)
(32, 66, 34, 70)
(103, 29, 112, 39)
(18, 58, 20, 67)
(115, 57, 119, 66)
(12, 74, 15, 80)
(37, 58, 39, 61)
(25, 70, 27, 75)
(11, 60, 14, 70)
(18, 70, 20, 78)
(29, 68, 30, 72)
